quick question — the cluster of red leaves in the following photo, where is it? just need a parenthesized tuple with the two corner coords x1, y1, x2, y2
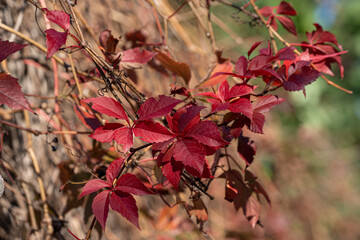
(82, 96, 181, 153)
(79, 157, 152, 229)
(34, 1, 348, 234)
(259, 1, 297, 36)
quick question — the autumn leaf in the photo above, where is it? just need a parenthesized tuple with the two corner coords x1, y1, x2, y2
(45, 29, 68, 59)
(0, 39, 27, 62)
(0, 73, 33, 113)
(155, 50, 192, 85)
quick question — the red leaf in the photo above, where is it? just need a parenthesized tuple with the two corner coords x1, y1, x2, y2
(78, 179, 111, 199)
(92, 190, 111, 230)
(173, 139, 205, 175)
(161, 160, 183, 191)
(282, 62, 320, 92)
(0, 39, 27, 62)
(198, 60, 233, 87)
(133, 120, 175, 143)
(106, 158, 125, 185)
(259, 6, 274, 17)
(187, 121, 228, 147)
(115, 173, 153, 195)
(276, 15, 297, 36)
(122, 47, 157, 64)
(138, 95, 181, 121)
(237, 135, 256, 165)
(252, 95, 286, 114)
(155, 50, 192, 85)
(178, 106, 204, 133)
(228, 98, 253, 119)
(247, 41, 262, 57)
(249, 112, 266, 134)
(110, 191, 139, 229)
(89, 123, 124, 142)
(276, 1, 297, 16)
(45, 29, 68, 59)
(82, 97, 129, 123)
(0, 73, 33, 113)
(249, 95, 285, 134)
(42, 8, 70, 30)
(113, 127, 134, 153)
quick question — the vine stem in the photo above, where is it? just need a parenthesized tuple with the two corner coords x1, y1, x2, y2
(249, 0, 352, 94)
(23, 110, 53, 239)
(0, 119, 92, 135)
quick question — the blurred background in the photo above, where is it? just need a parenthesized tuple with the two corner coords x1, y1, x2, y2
(0, 0, 359, 239)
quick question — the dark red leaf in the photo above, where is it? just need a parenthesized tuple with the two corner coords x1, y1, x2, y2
(106, 158, 125, 185)
(45, 29, 68, 59)
(110, 191, 139, 229)
(237, 135, 256, 165)
(187, 121, 228, 147)
(78, 179, 111, 199)
(82, 97, 129, 123)
(42, 8, 70, 30)
(0, 73, 33, 113)
(99, 30, 119, 54)
(0, 39, 27, 62)
(161, 160, 183, 191)
(178, 106, 204, 133)
(133, 120, 175, 143)
(275, 46, 296, 60)
(173, 139, 205, 175)
(92, 190, 111, 229)
(138, 95, 181, 121)
(275, 15, 297, 36)
(122, 47, 157, 64)
(283, 62, 320, 92)
(115, 173, 153, 195)
(235, 56, 249, 76)
(276, 1, 297, 16)
(247, 42, 263, 57)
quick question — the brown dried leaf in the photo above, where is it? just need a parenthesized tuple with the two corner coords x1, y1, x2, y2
(155, 50, 191, 85)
